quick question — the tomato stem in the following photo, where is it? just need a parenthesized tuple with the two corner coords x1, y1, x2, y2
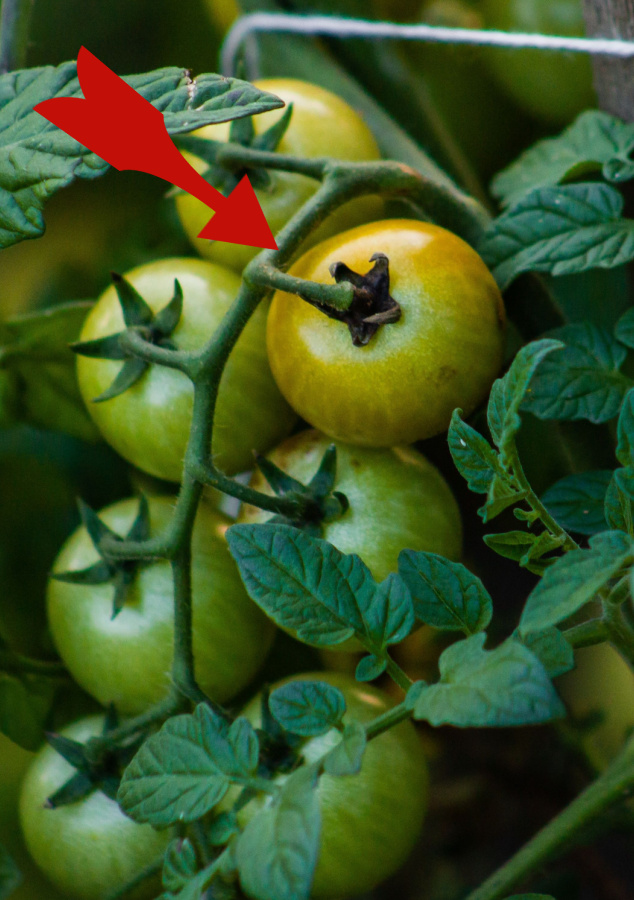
(464, 737, 634, 900)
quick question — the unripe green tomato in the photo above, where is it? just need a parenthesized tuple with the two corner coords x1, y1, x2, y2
(231, 671, 428, 898)
(480, 0, 595, 125)
(175, 78, 383, 273)
(19, 716, 169, 900)
(0, 734, 67, 900)
(266, 219, 505, 447)
(238, 429, 462, 581)
(76, 258, 296, 480)
(47, 496, 275, 715)
(558, 642, 634, 770)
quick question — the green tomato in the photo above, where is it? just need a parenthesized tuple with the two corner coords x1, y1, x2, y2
(266, 219, 505, 447)
(238, 429, 462, 581)
(76, 257, 296, 480)
(558, 642, 634, 770)
(47, 495, 275, 715)
(481, 0, 595, 124)
(19, 715, 169, 900)
(232, 671, 428, 898)
(175, 78, 383, 272)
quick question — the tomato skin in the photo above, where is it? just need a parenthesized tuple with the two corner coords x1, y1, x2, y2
(19, 715, 169, 900)
(558, 642, 634, 770)
(47, 496, 275, 715)
(238, 429, 462, 581)
(481, 0, 595, 124)
(232, 672, 428, 898)
(175, 78, 383, 272)
(266, 219, 505, 447)
(76, 258, 295, 480)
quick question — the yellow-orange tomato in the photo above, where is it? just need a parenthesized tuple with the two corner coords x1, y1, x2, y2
(175, 78, 383, 272)
(266, 219, 505, 447)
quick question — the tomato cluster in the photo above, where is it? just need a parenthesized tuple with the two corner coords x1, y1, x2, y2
(15, 75, 507, 900)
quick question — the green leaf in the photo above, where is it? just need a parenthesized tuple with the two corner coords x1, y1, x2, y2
(541, 470, 612, 535)
(518, 627, 575, 678)
(0, 301, 97, 440)
(522, 324, 630, 423)
(447, 410, 499, 494)
(163, 838, 198, 893)
(0, 844, 21, 900)
(491, 111, 634, 208)
(322, 722, 366, 776)
(483, 532, 552, 575)
(409, 634, 565, 727)
(0, 63, 283, 248)
(0, 673, 56, 750)
(616, 389, 634, 467)
(488, 339, 564, 461)
(504, 895, 557, 900)
(482, 476, 524, 523)
(479, 183, 634, 291)
(117, 705, 258, 827)
(614, 307, 634, 349)
(355, 654, 387, 681)
(605, 467, 634, 535)
(236, 766, 321, 900)
(398, 551, 492, 635)
(520, 531, 634, 634)
(268, 680, 346, 737)
(226, 524, 413, 653)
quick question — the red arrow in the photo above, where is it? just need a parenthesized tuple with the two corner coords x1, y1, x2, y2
(34, 47, 277, 250)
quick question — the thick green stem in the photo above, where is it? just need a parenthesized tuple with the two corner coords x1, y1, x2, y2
(365, 701, 413, 741)
(464, 738, 634, 900)
(385, 656, 413, 693)
(562, 618, 609, 649)
(119, 330, 196, 375)
(0, 0, 33, 73)
(602, 597, 634, 670)
(189, 460, 307, 517)
(251, 263, 354, 312)
(215, 142, 327, 180)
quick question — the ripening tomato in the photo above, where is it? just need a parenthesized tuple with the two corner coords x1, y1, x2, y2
(266, 219, 505, 447)
(19, 716, 169, 900)
(238, 429, 462, 581)
(76, 258, 296, 480)
(175, 78, 383, 272)
(47, 496, 275, 715)
(230, 671, 428, 898)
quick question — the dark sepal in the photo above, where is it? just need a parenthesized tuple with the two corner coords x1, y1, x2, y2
(45, 733, 90, 772)
(127, 493, 151, 543)
(255, 455, 306, 497)
(253, 104, 294, 153)
(229, 114, 255, 147)
(265, 513, 323, 538)
(92, 356, 149, 403)
(152, 280, 183, 338)
(51, 558, 113, 586)
(328, 253, 402, 347)
(78, 499, 121, 550)
(70, 331, 127, 360)
(102, 704, 119, 734)
(306, 444, 337, 499)
(111, 566, 137, 619)
(45, 770, 94, 808)
(112, 273, 154, 328)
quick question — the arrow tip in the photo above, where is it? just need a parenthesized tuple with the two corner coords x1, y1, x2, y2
(197, 175, 277, 251)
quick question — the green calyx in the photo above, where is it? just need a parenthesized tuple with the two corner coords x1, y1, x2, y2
(52, 496, 150, 618)
(255, 444, 348, 536)
(176, 104, 294, 196)
(71, 274, 183, 402)
(45, 707, 144, 807)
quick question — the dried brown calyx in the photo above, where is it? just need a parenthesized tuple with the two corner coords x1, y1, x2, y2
(324, 253, 401, 347)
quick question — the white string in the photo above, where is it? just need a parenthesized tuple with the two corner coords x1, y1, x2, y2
(221, 12, 634, 77)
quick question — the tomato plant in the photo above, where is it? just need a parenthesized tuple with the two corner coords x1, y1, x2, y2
(175, 78, 383, 272)
(47, 495, 275, 715)
(19, 715, 169, 900)
(266, 219, 506, 447)
(238, 428, 463, 580)
(76, 257, 296, 480)
(226, 671, 429, 898)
